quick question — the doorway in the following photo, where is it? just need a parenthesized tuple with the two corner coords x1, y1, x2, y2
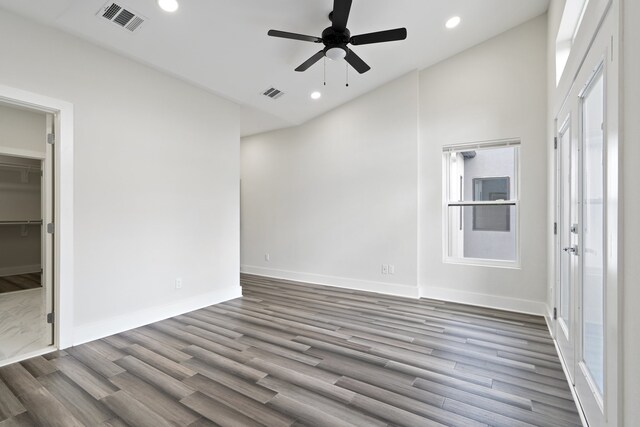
(0, 102, 55, 364)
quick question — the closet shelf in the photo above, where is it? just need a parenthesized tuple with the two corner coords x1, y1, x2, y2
(0, 220, 43, 225)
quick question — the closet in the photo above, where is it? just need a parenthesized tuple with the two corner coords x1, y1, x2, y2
(0, 102, 53, 364)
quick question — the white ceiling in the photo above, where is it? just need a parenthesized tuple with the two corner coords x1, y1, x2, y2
(0, 0, 549, 136)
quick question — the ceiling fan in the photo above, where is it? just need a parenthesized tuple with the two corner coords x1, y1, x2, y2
(268, 0, 407, 74)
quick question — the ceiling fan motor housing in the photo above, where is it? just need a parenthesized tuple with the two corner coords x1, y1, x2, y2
(321, 27, 350, 48)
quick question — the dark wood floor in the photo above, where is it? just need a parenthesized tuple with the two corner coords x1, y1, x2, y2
(0, 274, 581, 426)
(0, 273, 41, 294)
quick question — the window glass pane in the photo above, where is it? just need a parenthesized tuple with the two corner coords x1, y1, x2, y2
(473, 177, 510, 231)
(582, 71, 604, 395)
(447, 205, 517, 261)
(447, 147, 517, 202)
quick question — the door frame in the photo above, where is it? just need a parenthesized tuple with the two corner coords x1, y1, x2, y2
(555, 109, 576, 382)
(0, 84, 75, 356)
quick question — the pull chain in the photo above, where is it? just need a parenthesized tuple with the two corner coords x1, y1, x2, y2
(345, 63, 349, 87)
(323, 57, 326, 86)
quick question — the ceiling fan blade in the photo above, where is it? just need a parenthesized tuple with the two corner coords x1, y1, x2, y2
(331, 0, 352, 32)
(295, 50, 326, 72)
(350, 28, 407, 45)
(344, 48, 370, 74)
(268, 30, 322, 43)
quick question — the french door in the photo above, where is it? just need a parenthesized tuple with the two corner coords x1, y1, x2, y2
(554, 9, 617, 426)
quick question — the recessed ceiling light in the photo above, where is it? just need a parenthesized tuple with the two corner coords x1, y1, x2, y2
(310, 91, 322, 100)
(158, 0, 179, 13)
(445, 16, 461, 29)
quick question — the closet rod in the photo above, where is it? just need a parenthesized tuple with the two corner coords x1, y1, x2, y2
(0, 220, 43, 225)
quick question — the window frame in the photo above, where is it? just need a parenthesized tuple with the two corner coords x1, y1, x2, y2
(442, 139, 521, 269)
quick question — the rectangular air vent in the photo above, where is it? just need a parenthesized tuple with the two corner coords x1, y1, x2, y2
(99, 2, 146, 32)
(262, 87, 285, 100)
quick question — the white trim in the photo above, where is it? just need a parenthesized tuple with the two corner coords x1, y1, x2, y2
(442, 141, 522, 269)
(420, 284, 547, 315)
(0, 265, 41, 277)
(0, 84, 75, 351)
(72, 287, 242, 346)
(241, 265, 421, 299)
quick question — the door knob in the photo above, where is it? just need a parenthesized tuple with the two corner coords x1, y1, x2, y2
(563, 245, 578, 254)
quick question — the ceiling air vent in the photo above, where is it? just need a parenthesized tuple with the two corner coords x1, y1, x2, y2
(262, 87, 285, 100)
(99, 2, 146, 32)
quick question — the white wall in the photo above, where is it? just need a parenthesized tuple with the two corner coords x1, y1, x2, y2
(0, 9, 241, 344)
(241, 72, 420, 298)
(419, 15, 548, 314)
(622, 0, 640, 423)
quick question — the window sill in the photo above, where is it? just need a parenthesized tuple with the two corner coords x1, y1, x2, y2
(443, 257, 521, 270)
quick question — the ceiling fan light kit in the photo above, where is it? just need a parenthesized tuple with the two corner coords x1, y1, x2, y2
(325, 47, 347, 61)
(268, 0, 407, 75)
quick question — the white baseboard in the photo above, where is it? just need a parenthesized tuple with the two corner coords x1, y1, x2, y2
(419, 285, 547, 315)
(71, 286, 242, 347)
(241, 265, 420, 299)
(0, 265, 40, 277)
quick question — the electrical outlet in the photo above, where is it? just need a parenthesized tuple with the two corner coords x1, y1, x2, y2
(265, 253, 270, 262)
(389, 264, 395, 274)
(382, 264, 389, 274)
(175, 278, 183, 289)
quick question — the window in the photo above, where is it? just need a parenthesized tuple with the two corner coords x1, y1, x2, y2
(443, 141, 520, 267)
(555, 0, 590, 85)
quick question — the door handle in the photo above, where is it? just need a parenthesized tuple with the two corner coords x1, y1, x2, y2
(563, 245, 578, 254)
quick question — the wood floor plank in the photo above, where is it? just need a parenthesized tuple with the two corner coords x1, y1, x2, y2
(257, 376, 388, 427)
(247, 357, 356, 403)
(181, 359, 276, 404)
(49, 356, 118, 400)
(184, 345, 266, 381)
(0, 378, 25, 421)
(180, 391, 263, 427)
(109, 372, 200, 426)
(37, 371, 114, 426)
(120, 329, 193, 362)
(0, 412, 36, 427)
(266, 393, 357, 427)
(0, 364, 43, 398)
(122, 343, 197, 380)
(66, 345, 126, 378)
(335, 376, 485, 427)
(183, 373, 296, 427)
(19, 357, 57, 379)
(17, 387, 85, 427)
(114, 355, 195, 400)
(101, 390, 175, 427)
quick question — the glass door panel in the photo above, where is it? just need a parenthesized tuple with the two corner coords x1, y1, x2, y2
(581, 70, 605, 396)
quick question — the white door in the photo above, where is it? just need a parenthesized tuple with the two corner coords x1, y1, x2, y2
(555, 108, 577, 383)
